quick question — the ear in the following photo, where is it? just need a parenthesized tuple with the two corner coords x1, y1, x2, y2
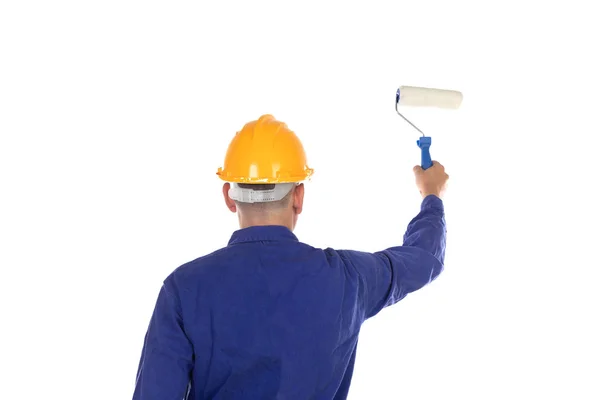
(293, 183, 304, 215)
(223, 183, 237, 213)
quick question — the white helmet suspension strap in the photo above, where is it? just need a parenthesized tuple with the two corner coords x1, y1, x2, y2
(228, 182, 296, 203)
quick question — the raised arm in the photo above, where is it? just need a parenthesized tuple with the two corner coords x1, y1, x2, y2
(340, 161, 449, 319)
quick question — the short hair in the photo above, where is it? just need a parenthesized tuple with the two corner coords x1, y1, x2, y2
(233, 183, 293, 212)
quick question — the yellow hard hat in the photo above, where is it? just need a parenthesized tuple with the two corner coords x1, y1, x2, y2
(217, 114, 314, 183)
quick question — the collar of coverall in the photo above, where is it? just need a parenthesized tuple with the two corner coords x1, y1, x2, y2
(228, 225, 299, 245)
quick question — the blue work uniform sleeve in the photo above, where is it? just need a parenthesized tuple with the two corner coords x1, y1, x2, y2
(341, 195, 446, 319)
(133, 277, 194, 400)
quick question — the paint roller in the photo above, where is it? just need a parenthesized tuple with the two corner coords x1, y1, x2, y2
(395, 85, 463, 169)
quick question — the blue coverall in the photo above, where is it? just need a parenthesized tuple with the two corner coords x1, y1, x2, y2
(133, 195, 446, 399)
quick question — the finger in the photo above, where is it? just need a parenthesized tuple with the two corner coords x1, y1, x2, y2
(431, 161, 445, 170)
(413, 165, 423, 174)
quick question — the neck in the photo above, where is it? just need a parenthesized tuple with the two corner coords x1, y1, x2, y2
(238, 213, 294, 231)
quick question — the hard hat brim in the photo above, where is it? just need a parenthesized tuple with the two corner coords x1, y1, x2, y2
(216, 168, 314, 184)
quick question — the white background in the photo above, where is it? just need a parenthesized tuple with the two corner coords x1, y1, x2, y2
(1, 1, 599, 399)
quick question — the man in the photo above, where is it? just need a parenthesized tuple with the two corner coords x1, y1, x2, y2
(133, 114, 448, 399)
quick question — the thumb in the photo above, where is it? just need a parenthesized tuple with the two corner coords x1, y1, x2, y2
(413, 165, 423, 174)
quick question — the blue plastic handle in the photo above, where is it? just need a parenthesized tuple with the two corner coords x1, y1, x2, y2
(416, 136, 433, 169)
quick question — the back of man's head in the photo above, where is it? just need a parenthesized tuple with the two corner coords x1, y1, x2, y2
(217, 115, 312, 230)
(222, 182, 304, 230)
